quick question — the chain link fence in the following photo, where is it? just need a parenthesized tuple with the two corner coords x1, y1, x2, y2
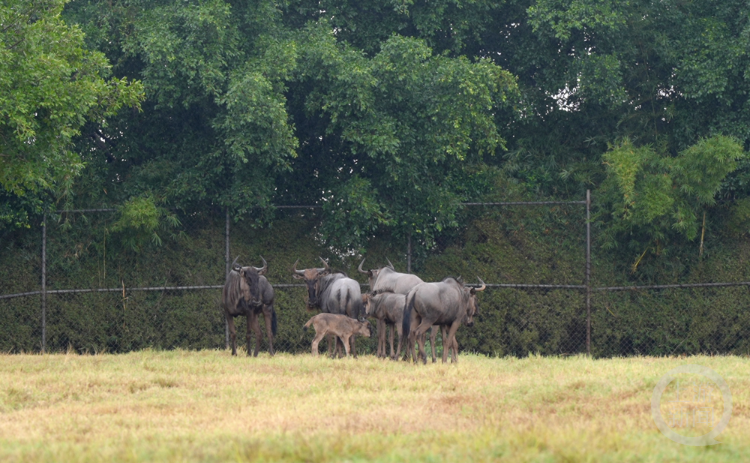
(3, 193, 750, 357)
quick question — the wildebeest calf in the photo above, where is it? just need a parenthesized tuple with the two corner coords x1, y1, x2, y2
(303, 313, 372, 357)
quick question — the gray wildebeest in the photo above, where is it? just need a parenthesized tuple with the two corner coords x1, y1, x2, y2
(293, 258, 364, 357)
(357, 259, 439, 361)
(303, 313, 372, 357)
(221, 257, 277, 356)
(358, 258, 423, 294)
(362, 291, 406, 360)
(402, 277, 486, 364)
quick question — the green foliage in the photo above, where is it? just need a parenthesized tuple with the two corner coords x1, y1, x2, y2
(319, 176, 391, 253)
(0, 0, 143, 223)
(60, 0, 298, 217)
(110, 196, 181, 252)
(727, 198, 750, 237)
(598, 136, 746, 255)
(293, 27, 517, 250)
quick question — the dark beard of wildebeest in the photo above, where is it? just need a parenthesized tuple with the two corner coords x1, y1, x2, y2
(358, 258, 439, 361)
(402, 277, 486, 364)
(293, 257, 364, 358)
(221, 256, 277, 356)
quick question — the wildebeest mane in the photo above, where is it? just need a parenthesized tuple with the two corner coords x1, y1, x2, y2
(440, 276, 464, 285)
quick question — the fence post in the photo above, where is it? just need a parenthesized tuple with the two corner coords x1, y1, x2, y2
(586, 190, 591, 356)
(41, 213, 47, 354)
(224, 208, 230, 349)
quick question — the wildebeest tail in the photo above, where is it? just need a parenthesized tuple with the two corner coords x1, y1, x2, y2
(350, 290, 365, 320)
(303, 316, 315, 331)
(402, 292, 415, 341)
(272, 309, 278, 336)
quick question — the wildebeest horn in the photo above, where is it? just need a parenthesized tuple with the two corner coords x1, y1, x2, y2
(318, 256, 330, 271)
(230, 255, 241, 272)
(386, 258, 395, 270)
(292, 259, 305, 275)
(254, 256, 268, 275)
(473, 277, 487, 292)
(358, 258, 370, 275)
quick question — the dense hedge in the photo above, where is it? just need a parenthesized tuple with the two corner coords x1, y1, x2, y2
(3, 204, 750, 357)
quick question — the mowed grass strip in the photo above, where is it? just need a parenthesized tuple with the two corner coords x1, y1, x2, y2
(0, 351, 748, 462)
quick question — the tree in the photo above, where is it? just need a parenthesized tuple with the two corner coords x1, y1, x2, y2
(0, 0, 143, 227)
(286, 27, 517, 251)
(60, 2, 517, 252)
(597, 135, 746, 266)
(60, 0, 299, 225)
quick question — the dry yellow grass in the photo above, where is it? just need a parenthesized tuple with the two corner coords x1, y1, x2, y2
(1, 350, 748, 462)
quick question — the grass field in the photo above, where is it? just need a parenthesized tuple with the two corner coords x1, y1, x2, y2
(1, 351, 748, 462)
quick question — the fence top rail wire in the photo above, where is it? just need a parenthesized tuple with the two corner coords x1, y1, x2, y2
(594, 282, 750, 291)
(52, 206, 325, 214)
(9, 280, 750, 300)
(54, 208, 117, 213)
(50, 200, 587, 215)
(462, 201, 587, 206)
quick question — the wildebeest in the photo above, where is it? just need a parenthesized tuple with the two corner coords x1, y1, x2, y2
(293, 258, 364, 357)
(357, 258, 438, 360)
(221, 256, 277, 356)
(303, 313, 372, 357)
(403, 277, 486, 364)
(362, 291, 407, 360)
(358, 258, 423, 294)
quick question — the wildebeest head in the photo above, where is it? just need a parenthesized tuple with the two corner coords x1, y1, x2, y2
(357, 258, 395, 288)
(356, 319, 373, 338)
(362, 291, 375, 316)
(463, 278, 486, 327)
(234, 256, 268, 306)
(292, 257, 331, 309)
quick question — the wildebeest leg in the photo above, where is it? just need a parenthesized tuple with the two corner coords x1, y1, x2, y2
(327, 334, 337, 358)
(408, 329, 421, 363)
(417, 330, 428, 365)
(377, 319, 386, 358)
(429, 326, 438, 363)
(248, 313, 261, 357)
(394, 322, 403, 360)
(227, 315, 238, 356)
(330, 335, 346, 358)
(311, 330, 327, 356)
(412, 320, 434, 365)
(405, 312, 422, 362)
(349, 334, 357, 358)
(443, 320, 461, 364)
(341, 334, 352, 357)
(388, 323, 395, 359)
(263, 306, 275, 356)
(251, 312, 264, 357)
(441, 325, 450, 358)
(443, 326, 458, 361)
